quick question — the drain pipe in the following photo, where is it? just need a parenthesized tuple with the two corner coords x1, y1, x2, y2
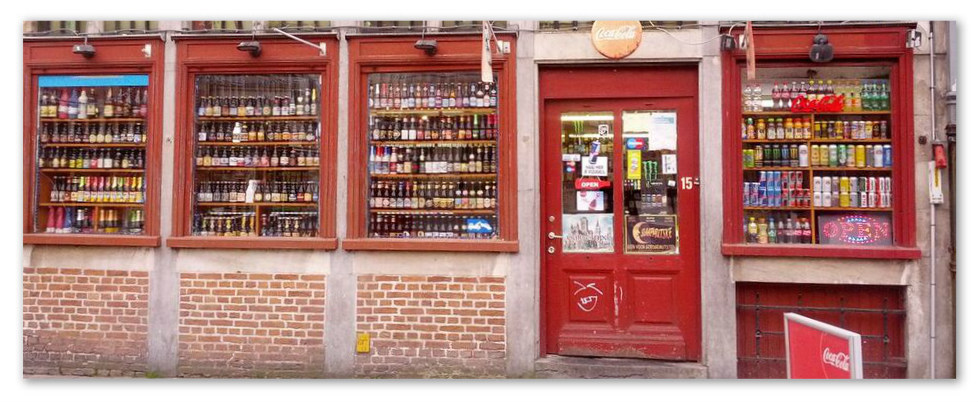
(927, 21, 938, 380)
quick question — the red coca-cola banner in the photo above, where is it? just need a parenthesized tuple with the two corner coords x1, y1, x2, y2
(784, 313, 863, 379)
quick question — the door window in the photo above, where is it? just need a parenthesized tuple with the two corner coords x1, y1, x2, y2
(559, 111, 614, 253)
(621, 110, 680, 254)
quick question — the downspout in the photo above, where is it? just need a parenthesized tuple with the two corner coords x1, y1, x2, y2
(927, 21, 937, 380)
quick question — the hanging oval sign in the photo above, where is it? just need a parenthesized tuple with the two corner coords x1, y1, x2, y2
(590, 21, 643, 59)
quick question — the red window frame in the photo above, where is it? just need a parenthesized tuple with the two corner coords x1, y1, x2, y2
(23, 37, 165, 247)
(721, 25, 921, 259)
(167, 35, 339, 250)
(343, 34, 519, 252)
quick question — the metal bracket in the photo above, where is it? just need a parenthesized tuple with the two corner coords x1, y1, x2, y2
(272, 28, 327, 56)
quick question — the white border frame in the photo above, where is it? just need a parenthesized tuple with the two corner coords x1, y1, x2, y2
(784, 312, 864, 379)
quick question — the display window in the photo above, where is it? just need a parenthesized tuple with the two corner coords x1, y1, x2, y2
(23, 38, 164, 247)
(721, 26, 921, 259)
(168, 36, 339, 249)
(344, 35, 518, 252)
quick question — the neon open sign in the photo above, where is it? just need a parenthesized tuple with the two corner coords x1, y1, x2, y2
(818, 213, 892, 246)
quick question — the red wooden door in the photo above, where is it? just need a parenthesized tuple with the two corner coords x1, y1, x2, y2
(542, 96, 700, 360)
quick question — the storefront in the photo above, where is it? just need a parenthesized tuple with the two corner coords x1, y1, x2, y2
(21, 21, 955, 379)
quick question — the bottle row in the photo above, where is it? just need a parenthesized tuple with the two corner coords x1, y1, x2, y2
(43, 206, 144, 235)
(744, 214, 812, 244)
(39, 122, 146, 144)
(195, 146, 320, 168)
(368, 212, 498, 239)
(191, 211, 318, 237)
(196, 86, 318, 118)
(811, 175, 892, 209)
(742, 79, 890, 112)
(38, 149, 145, 170)
(743, 171, 809, 208)
(742, 118, 888, 141)
(368, 145, 497, 175)
(369, 114, 499, 141)
(48, 175, 145, 204)
(197, 121, 319, 143)
(743, 144, 892, 168)
(368, 78, 498, 110)
(368, 180, 498, 210)
(39, 86, 149, 119)
(196, 180, 320, 204)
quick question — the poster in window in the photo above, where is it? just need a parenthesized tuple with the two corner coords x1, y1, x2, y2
(562, 213, 614, 253)
(625, 215, 678, 254)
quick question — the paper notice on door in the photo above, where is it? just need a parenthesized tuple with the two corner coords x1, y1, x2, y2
(626, 150, 642, 180)
(581, 156, 608, 177)
(623, 111, 651, 134)
(662, 153, 677, 174)
(576, 191, 605, 211)
(650, 111, 678, 151)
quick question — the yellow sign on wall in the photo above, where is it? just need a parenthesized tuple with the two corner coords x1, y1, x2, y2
(356, 333, 370, 353)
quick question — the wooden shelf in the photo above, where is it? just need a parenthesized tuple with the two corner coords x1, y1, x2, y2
(815, 111, 891, 115)
(743, 206, 811, 211)
(195, 166, 319, 171)
(811, 167, 891, 171)
(742, 139, 810, 143)
(742, 110, 890, 116)
(40, 143, 146, 148)
(370, 209, 496, 215)
(40, 118, 145, 123)
(808, 139, 891, 143)
(743, 167, 805, 171)
(814, 207, 892, 212)
(40, 168, 144, 174)
(196, 116, 318, 122)
(198, 141, 318, 146)
(197, 202, 317, 207)
(369, 173, 497, 179)
(371, 140, 497, 146)
(370, 107, 496, 116)
(39, 202, 143, 207)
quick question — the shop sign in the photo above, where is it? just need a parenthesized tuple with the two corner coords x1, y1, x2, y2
(784, 313, 863, 379)
(574, 178, 611, 190)
(817, 212, 892, 246)
(590, 21, 643, 60)
(625, 215, 677, 253)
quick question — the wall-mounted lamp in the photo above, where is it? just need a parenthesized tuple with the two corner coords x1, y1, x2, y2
(906, 29, 923, 48)
(72, 36, 96, 58)
(720, 34, 736, 51)
(237, 40, 262, 57)
(809, 33, 834, 63)
(414, 39, 438, 56)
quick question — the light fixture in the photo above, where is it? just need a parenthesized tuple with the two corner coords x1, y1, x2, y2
(809, 26, 834, 63)
(906, 29, 923, 48)
(414, 39, 437, 56)
(72, 36, 95, 58)
(720, 34, 736, 51)
(237, 40, 262, 57)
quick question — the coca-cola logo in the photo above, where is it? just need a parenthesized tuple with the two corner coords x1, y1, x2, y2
(590, 21, 643, 59)
(594, 26, 638, 41)
(822, 348, 851, 372)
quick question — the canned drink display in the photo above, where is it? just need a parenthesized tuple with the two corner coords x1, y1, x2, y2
(883, 145, 892, 167)
(840, 190, 850, 207)
(813, 176, 822, 193)
(822, 176, 832, 193)
(869, 191, 878, 208)
(822, 191, 832, 207)
(860, 192, 868, 207)
(837, 144, 847, 166)
(847, 145, 856, 167)
(751, 182, 760, 206)
(859, 177, 867, 192)
(743, 182, 751, 206)
(868, 177, 878, 193)
(855, 145, 866, 167)
(843, 121, 851, 138)
(820, 145, 830, 166)
(880, 121, 888, 139)
(813, 190, 822, 207)
(828, 144, 838, 166)
(850, 191, 859, 207)
(873, 145, 884, 167)
(831, 176, 840, 193)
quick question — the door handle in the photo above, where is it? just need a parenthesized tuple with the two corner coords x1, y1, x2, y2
(548, 231, 562, 240)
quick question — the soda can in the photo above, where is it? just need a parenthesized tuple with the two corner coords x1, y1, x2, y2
(858, 121, 867, 139)
(868, 177, 878, 193)
(884, 177, 892, 193)
(849, 191, 858, 207)
(855, 145, 866, 167)
(831, 176, 840, 193)
(837, 144, 848, 166)
(813, 176, 823, 193)
(847, 145, 856, 167)
(883, 145, 892, 167)
(873, 145, 884, 167)
(868, 191, 878, 208)
(743, 182, 751, 206)
(822, 176, 832, 193)
(880, 121, 888, 139)
(840, 177, 850, 193)
(840, 190, 850, 207)
(843, 121, 851, 139)
(813, 190, 823, 207)
(751, 182, 760, 206)
(828, 144, 838, 166)
(860, 191, 868, 207)
(820, 145, 830, 166)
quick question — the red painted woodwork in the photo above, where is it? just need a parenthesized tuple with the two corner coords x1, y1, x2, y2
(23, 37, 165, 247)
(540, 65, 701, 361)
(736, 282, 906, 379)
(168, 35, 339, 250)
(721, 25, 920, 258)
(343, 34, 519, 252)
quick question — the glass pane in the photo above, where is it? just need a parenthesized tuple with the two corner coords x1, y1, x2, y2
(191, 74, 322, 237)
(739, 65, 893, 246)
(365, 72, 500, 239)
(622, 110, 679, 254)
(34, 75, 150, 235)
(560, 111, 614, 253)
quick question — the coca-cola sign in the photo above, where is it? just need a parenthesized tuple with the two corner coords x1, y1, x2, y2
(590, 21, 643, 59)
(784, 313, 863, 379)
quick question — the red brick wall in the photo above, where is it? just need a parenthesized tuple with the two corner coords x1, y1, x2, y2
(178, 272, 326, 378)
(355, 275, 506, 378)
(23, 267, 150, 376)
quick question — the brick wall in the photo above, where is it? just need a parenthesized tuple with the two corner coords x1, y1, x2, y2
(178, 272, 326, 378)
(355, 275, 506, 378)
(23, 267, 150, 376)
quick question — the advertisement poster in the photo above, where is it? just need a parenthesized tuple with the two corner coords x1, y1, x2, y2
(576, 191, 605, 211)
(784, 313, 863, 379)
(581, 156, 609, 177)
(649, 111, 678, 151)
(562, 214, 614, 253)
(626, 150, 642, 180)
(625, 215, 678, 254)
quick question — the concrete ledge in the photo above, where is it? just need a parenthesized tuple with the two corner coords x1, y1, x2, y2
(533, 355, 708, 379)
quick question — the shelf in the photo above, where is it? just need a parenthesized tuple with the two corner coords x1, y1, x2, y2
(369, 173, 497, 179)
(39, 202, 143, 207)
(742, 167, 806, 171)
(196, 116, 318, 122)
(721, 243, 921, 260)
(198, 141, 318, 147)
(742, 139, 810, 143)
(741, 111, 807, 116)
(197, 202, 317, 207)
(40, 118, 146, 123)
(808, 139, 891, 143)
(166, 236, 337, 250)
(23, 233, 160, 247)
(40, 143, 146, 148)
(743, 206, 811, 211)
(195, 166, 319, 171)
(370, 107, 497, 117)
(811, 167, 891, 171)
(342, 237, 518, 253)
(814, 207, 892, 212)
(815, 111, 891, 115)
(370, 209, 496, 215)
(371, 140, 496, 146)
(40, 168, 144, 174)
